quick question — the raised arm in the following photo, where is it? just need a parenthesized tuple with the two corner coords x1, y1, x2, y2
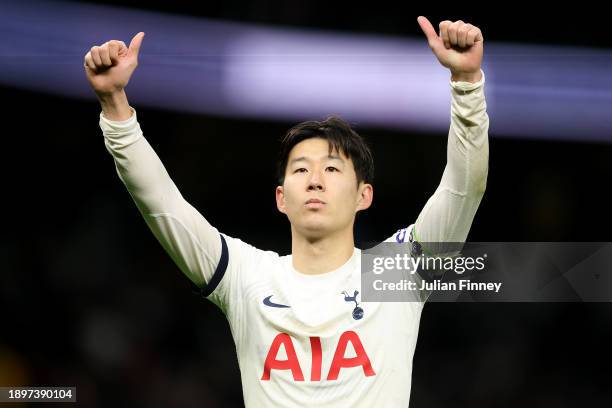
(413, 17, 489, 244)
(83, 33, 223, 292)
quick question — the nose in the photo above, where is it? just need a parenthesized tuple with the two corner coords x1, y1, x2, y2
(307, 169, 325, 191)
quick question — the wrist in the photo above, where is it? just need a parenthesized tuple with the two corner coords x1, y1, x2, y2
(98, 90, 132, 121)
(450, 69, 482, 83)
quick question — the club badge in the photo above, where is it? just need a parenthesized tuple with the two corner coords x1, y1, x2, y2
(342, 290, 363, 320)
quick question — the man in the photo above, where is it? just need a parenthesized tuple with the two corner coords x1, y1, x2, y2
(84, 16, 488, 407)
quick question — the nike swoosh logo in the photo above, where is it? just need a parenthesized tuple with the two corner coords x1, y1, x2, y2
(263, 295, 290, 308)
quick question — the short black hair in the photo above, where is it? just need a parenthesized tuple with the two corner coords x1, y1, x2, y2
(276, 116, 374, 186)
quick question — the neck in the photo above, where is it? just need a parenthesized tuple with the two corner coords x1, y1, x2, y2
(290, 225, 355, 275)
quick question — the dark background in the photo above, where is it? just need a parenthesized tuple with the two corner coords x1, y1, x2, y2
(1, 1, 611, 407)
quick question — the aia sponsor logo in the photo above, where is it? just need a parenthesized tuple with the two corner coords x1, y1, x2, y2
(261, 331, 375, 381)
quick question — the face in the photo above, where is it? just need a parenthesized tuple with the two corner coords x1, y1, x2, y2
(276, 138, 373, 238)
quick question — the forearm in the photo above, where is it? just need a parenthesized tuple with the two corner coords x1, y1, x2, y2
(443, 69, 489, 196)
(100, 107, 176, 211)
(414, 70, 489, 243)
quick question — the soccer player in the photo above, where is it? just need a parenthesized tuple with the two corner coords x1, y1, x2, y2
(84, 16, 488, 407)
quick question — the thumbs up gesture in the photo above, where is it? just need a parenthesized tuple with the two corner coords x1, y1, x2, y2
(84, 32, 145, 95)
(417, 17, 483, 83)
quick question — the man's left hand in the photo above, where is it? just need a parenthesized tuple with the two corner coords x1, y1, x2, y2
(417, 16, 483, 83)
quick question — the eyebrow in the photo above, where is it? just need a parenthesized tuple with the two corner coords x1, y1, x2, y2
(289, 155, 345, 166)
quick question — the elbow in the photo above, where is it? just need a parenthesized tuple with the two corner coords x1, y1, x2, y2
(468, 165, 488, 197)
(473, 179, 487, 197)
(469, 147, 489, 196)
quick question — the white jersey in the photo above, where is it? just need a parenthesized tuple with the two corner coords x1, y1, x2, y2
(99, 72, 488, 407)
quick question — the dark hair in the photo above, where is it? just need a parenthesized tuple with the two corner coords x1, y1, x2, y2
(276, 116, 374, 186)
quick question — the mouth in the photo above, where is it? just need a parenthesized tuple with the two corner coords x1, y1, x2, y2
(305, 198, 326, 208)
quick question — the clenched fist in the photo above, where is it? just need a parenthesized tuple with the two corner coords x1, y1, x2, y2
(417, 16, 483, 83)
(84, 32, 145, 96)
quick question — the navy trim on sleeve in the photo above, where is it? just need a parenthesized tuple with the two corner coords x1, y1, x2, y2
(191, 234, 229, 298)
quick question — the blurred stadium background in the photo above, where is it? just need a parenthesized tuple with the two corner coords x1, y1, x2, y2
(1, 0, 611, 406)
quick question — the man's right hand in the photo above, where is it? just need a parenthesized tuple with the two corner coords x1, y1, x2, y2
(84, 32, 144, 96)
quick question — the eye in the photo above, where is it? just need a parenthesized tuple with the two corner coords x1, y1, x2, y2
(326, 166, 339, 172)
(294, 168, 307, 173)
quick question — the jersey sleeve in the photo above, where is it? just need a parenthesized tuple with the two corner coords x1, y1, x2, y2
(413, 70, 489, 245)
(383, 225, 430, 303)
(100, 108, 279, 317)
(99, 108, 226, 303)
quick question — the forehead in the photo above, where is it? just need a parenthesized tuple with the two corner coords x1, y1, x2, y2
(288, 138, 348, 160)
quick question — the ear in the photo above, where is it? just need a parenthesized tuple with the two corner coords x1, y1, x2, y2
(356, 183, 373, 212)
(275, 185, 287, 214)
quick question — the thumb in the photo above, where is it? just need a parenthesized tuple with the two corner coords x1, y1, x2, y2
(129, 32, 145, 57)
(417, 16, 442, 51)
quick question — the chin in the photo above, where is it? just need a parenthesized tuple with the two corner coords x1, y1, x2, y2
(303, 221, 330, 233)
(297, 219, 332, 238)
(289, 211, 344, 237)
